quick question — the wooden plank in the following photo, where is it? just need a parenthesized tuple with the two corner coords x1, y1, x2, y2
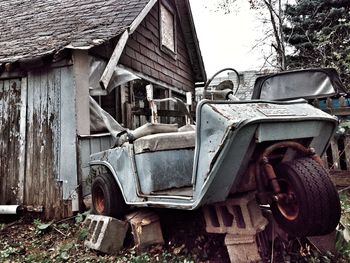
(129, 0, 157, 33)
(125, 103, 133, 129)
(32, 71, 42, 206)
(0, 80, 4, 203)
(100, 30, 129, 90)
(25, 72, 35, 205)
(0, 70, 26, 80)
(330, 138, 340, 170)
(18, 77, 27, 203)
(7, 79, 15, 204)
(72, 50, 90, 135)
(344, 136, 350, 171)
(38, 69, 48, 206)
(120, 84, 127, 126)
(322, 153, 329, 169)
(45, 68, 56, 213)
(9, 79, 22, 204)
(3, 79, 11, 203)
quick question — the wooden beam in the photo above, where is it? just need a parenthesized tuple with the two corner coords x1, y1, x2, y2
(99, 30, 129, 90)
(72, 50, 90, 135)
(129, 0, 157, 34)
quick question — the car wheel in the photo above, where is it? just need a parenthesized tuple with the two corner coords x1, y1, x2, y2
(271, 157, 340, 237)
(91, 172, 126, 219)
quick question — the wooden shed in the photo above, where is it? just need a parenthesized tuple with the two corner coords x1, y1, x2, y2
(0, 0, 206, 219)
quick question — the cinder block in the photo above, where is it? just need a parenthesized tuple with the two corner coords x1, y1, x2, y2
(225, 234, 261, 263)
(308, 231, 336, 254)
(84, 214, 128, 254)
(202, 192, 268, 235)
(126, 209, 164, 252)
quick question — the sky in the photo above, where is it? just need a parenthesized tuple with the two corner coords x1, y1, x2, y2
(189, 0, 272, 76)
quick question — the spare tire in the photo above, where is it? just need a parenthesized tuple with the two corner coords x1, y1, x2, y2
(271, 157, 340, 237)
(91, 172, 126, 219)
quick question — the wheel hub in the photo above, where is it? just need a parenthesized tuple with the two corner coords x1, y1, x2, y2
(276, 182, 299, 221)
(94, 186, 105, 214)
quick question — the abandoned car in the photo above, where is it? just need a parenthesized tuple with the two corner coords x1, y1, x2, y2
(89, 68, 341, 239)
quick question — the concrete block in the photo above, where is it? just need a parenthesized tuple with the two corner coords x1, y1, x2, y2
(225, 234, 261, 263)
(126, 209, 164, 252)
(203, 192, 268, 235)
(308, 231, 336, 254)
(84, 214, 128, 254)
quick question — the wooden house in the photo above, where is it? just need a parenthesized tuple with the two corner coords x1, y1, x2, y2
(0, 0, 206, 218)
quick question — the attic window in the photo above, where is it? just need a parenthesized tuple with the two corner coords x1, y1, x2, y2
(159, 1, 176, 57)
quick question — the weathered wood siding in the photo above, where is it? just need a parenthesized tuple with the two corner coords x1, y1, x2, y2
(120, 0, 195, 92)
(0, 78, 23, 205)
(25, 66, 77, 219)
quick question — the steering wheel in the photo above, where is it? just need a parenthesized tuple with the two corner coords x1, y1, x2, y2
(203, 68, 240, 99)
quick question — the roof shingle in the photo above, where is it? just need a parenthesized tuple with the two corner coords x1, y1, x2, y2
(0, 0, 149, 62)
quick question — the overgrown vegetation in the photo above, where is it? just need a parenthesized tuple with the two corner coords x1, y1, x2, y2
(1, 196, 350, 262)
(0, 210, 227, 262)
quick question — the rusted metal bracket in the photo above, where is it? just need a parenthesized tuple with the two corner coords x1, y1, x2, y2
(256, 141, 324, 205)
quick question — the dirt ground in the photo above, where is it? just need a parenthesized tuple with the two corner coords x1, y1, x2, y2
(0, 209, 229, 263)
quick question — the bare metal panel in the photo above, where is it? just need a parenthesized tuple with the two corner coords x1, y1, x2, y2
(135, 149, 194, 194)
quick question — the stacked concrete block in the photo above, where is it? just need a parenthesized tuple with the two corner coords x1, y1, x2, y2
(84, 214, 128, 254)
(126, 209, 164, 252)
(203, 192, 268, 263)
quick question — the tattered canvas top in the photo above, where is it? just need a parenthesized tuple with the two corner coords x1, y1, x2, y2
(252, 68, 347, 101)
(0, 0, 149, 63)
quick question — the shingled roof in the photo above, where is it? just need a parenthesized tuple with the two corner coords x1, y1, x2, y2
(0, 0, 149, 63)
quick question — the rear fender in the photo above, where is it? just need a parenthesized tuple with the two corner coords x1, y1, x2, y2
(192, 100, 337, 207)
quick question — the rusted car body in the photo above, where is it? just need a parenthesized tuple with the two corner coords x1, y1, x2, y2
(90, 68, 341, 238)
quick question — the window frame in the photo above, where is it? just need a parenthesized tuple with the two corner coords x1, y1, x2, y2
(159, 0, 177, 59)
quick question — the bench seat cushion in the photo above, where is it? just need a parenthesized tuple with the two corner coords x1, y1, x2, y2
(133, 131, 195, 154)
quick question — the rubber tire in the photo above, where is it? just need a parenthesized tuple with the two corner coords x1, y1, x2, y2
(271, 157, 341, 237)
(91, 173, 126, 219)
